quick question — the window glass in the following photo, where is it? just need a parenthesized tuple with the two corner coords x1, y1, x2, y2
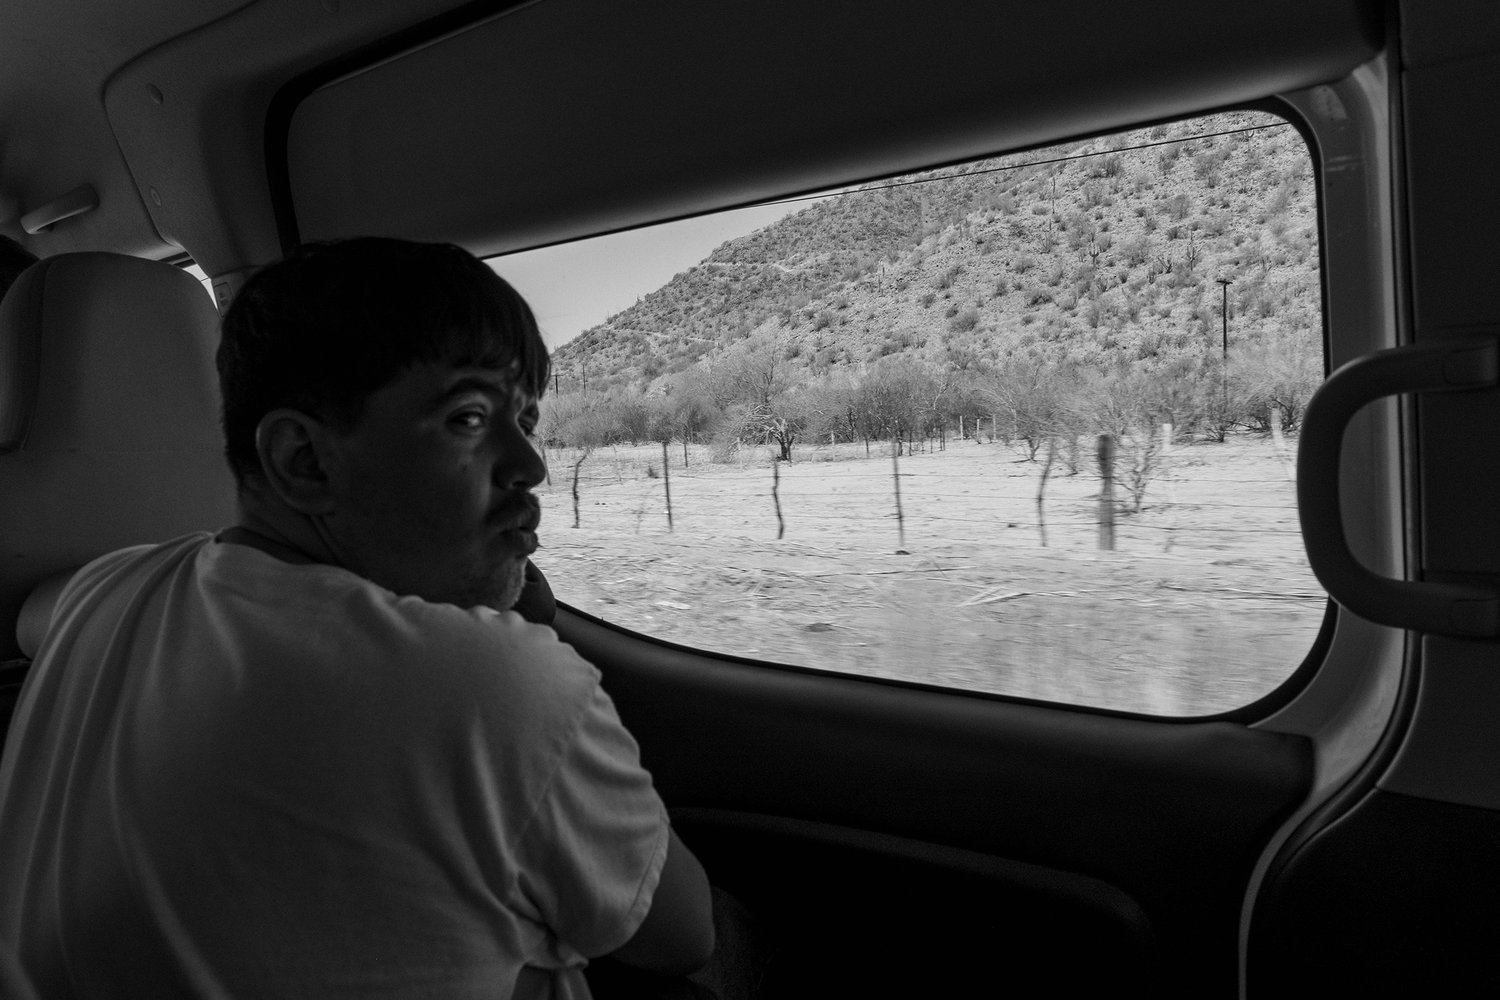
(498, 109, 1323, 715)
(180, 261, 216, 302)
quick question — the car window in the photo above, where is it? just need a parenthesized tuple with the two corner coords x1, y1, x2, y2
(498, 109, 1323, 716)
(180, 261, 216, 302)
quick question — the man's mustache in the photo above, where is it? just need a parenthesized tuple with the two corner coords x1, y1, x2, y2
(491, 493, 542, 531)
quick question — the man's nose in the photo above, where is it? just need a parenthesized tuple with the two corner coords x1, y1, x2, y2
(497, 427, 547, 489)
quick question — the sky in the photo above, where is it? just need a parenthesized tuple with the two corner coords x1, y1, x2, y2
(184, 195, 823, 346)
(488, 199, 814, 351)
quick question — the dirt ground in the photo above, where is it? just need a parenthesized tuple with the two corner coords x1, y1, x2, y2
(532, 433, 1324, 716)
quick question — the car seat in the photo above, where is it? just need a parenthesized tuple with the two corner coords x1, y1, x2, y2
(0, 253, 235, 746)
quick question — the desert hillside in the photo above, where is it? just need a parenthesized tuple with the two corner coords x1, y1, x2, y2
(545, 110, 1320, 459)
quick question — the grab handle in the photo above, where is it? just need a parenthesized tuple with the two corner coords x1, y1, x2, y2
(1298, 336, 1500, 637)
(20, 184, 98, 235)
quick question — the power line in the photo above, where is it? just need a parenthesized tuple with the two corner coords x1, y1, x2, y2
(756, 122, 1294, 211)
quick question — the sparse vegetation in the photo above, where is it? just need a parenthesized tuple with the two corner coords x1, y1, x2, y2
(544, 111, 1319, 468)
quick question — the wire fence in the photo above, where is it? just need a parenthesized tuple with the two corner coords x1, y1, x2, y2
(530, 432, 1324, 715)
(537, 432, 1304, 556)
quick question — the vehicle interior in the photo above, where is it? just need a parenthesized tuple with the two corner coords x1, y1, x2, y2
(2, 0, 1498, 995)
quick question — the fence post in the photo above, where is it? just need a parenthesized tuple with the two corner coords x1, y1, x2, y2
(1037, 437, 1056, 547)
(1159, 423, 1176, 552)
(771, 460, 785, 540)
(1269, 404, 1294, 482)
(892, 443, 906, 551)
(1097, 433, 1116, 551)
(571, 449, 590, 529)
(662, 440, 673, 531)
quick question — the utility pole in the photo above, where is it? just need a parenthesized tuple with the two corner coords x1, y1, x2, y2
(1216, 278, 1232, 432)
(1216, 278, 1232, 360)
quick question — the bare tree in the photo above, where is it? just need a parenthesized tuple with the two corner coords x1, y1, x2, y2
(982, 355, 1079, 461)
(709, 324, 809, 461)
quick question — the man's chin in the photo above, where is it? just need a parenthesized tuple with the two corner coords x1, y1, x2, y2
(480, 563, 528, 613)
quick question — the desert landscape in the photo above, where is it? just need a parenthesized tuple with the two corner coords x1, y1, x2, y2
(526, 110, 1325, 717)
(532, 431, 1323, 717)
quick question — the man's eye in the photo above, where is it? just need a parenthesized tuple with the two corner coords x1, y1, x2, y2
(451, 410, 487, 431)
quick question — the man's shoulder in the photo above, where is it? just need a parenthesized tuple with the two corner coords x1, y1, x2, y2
(307, 599, 610, 770)
(226, 560, 604, 719)
(56, 532, 214, 610)
(63, 536, 606, 730)
(391, 599, 602, 704)
(75, 531, 211, 577)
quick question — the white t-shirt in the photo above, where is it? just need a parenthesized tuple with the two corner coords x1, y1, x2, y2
(0, 532, 669, 999)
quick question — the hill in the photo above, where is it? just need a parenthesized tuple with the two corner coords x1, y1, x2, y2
(545, 110, 1320, 457)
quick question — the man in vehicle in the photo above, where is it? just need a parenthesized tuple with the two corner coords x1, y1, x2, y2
(0, 238, 715, 998)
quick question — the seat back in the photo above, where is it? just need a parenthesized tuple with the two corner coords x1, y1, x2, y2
(0, 253, 236, 662)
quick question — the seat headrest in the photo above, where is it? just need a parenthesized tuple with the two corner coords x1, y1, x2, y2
(16, 568, 76, 660)
(0, 253, 237, 659)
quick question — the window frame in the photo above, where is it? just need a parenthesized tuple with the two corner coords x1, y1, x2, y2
(509, 97, 1346, 724)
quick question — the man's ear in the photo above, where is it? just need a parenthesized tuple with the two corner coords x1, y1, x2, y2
(254, 409, 337, 514)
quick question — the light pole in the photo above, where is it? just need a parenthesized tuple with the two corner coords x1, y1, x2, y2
(1215, 278, 1232, 435)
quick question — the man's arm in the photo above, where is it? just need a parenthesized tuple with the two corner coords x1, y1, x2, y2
(608, 828, 715, 976)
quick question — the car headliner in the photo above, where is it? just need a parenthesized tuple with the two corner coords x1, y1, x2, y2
(1, 0, 1381, 278)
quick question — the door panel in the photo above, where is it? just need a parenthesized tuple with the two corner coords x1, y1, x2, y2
(1250, 785, 1500, 995)
(560, 610, 1312, 996)
(1247, 4, 1500, 991)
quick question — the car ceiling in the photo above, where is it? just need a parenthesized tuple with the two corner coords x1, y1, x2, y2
(0, 0, 252, 256)
(0, 0, 469, 263)
(285, 0, 1384, 264)
(2, 0, 1384, 276)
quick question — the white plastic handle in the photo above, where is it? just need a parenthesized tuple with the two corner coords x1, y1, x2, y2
(20, 184, 98, 235)
(1298, 336, 1500, 637)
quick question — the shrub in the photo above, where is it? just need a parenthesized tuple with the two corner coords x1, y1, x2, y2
(1085, 300, 1105, 328)
(949, 308, 980, 333)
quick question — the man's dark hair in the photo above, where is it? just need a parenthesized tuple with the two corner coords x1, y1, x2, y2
(0, 235, 38, 298)
(218, 237, 550, 488)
